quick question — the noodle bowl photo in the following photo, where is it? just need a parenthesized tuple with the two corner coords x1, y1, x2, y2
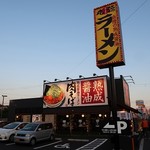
(43, 84, 65, 108)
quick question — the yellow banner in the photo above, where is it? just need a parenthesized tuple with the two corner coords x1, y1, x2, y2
(94, 2, 125, 68)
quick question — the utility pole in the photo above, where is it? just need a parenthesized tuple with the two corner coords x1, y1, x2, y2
(0, 95, 7, 119)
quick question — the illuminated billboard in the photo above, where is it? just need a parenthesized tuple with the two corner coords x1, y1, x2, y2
(136, 100, 144, 107)
(123, 79, 130, 106)
(43, 76, 108, 108)
(94, 2, 125, 68)
(115, 76, 131, 107)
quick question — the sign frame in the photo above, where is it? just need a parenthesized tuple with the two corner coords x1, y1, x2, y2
(43, 76, 109, 108)
(94, 2, 125, 68)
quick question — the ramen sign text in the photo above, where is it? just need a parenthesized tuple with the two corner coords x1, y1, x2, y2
(94, 2, 125, 68)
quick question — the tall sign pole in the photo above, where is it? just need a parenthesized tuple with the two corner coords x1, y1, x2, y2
(109, 66, 120, 149)
(1, 95, 7, 119)
(94, 2, 125, 150)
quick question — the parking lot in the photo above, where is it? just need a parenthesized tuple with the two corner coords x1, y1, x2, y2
(0, 137, 112, 150)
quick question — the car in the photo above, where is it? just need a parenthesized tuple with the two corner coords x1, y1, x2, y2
(0, 121, 8, 128)
(14, 122, 55, 145)
(0, 122, 28, 142)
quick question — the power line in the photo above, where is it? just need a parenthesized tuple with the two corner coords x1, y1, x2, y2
(122, 0, 148, 24)
(66, 50, 94, 76)
(67, 0, 149, 77)
(2, 1, 149, 93)
(0, 84, 41, 91)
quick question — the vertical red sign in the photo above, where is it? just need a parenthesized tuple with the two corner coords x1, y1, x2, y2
(81, 78, 105, 104)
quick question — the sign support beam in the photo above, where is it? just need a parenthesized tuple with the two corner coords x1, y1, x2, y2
(109, 66, 120, 150)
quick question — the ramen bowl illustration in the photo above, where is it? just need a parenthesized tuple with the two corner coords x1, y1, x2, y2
(43, 84, 65, 108)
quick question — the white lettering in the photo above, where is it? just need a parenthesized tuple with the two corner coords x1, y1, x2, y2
(117, 121, 127, 134)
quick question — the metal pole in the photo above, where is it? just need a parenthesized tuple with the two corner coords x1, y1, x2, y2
(109, 66, 120, 150)
(1, 95, 7, 119)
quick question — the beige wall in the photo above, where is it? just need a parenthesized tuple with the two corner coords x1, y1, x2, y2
(22, 115, 30, 122)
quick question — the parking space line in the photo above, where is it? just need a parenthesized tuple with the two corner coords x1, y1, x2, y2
(55, 138, 62, 141)
(6, 143, 15, 146)
(75, 138, 107, 150)
(139, 138, 144, 150)
(34, 140, 62, 150)
(68, 139, 89, 142)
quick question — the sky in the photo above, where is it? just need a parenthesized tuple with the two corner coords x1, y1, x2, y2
(0, 0, 150, 109)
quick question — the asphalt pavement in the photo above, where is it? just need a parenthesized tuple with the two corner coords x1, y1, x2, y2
(139, 131, 150, 150)
(0, 134, 147, 150)
(56, 133, 142, 150)
(142, 138, 150, 150)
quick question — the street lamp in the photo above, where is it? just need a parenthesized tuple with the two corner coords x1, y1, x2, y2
(93, 73, 98, 77)
(66, 77, 73, 80)
(79, 75, 85, 78)
(1, 95, 7, 119)
(54, 78, 61, 82)
(43, 80, 50, 84)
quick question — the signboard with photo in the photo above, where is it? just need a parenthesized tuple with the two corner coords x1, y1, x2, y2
(32, 114, 42, 122)
(43, 76, 108, 108)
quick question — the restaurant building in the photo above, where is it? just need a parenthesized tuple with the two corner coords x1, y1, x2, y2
(8, 75, 139, 135)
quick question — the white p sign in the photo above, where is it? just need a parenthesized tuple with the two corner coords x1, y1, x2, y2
(117, 121, 127, 134)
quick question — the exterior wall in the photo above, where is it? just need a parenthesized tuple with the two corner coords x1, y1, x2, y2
(45, 114, 56, 130)
(8, 97, 43, 122)
(45, 114, 55, 123)
(22, 115, 31, 122)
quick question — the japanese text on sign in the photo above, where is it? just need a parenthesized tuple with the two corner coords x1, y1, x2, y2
(43, 77, 108, 108)
(94, 2, 125, 68)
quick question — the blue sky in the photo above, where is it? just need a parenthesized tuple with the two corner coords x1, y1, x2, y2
(0, 0, 150, 108)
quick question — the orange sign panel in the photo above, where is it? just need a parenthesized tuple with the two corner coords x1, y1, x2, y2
(94, 2, 125, 68)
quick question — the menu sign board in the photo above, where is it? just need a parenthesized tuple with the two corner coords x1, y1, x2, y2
(43, 76, 108, 108)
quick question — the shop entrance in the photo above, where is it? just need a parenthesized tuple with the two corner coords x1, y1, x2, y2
(56, 113, 110, 135)
(56, 114, 87, 135)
